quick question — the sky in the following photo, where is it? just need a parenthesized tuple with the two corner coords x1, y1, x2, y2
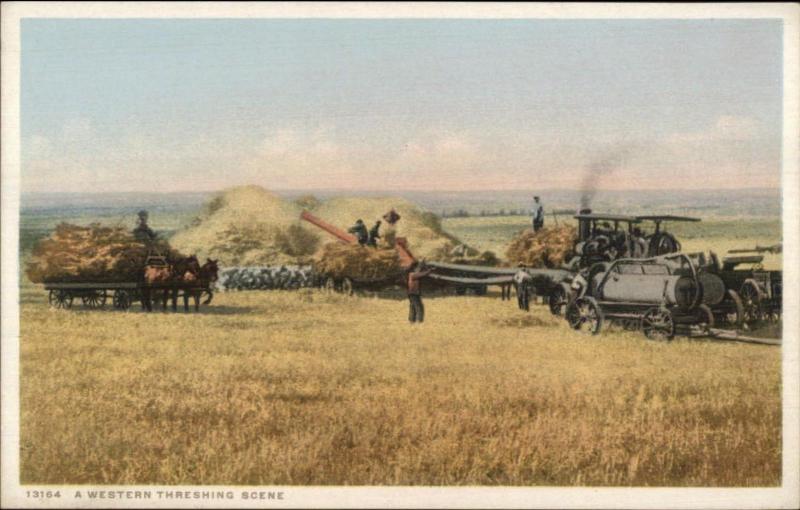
(20, 18, 783, 193)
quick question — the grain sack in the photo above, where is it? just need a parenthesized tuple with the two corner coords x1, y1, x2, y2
(313, 243, 401, 282)
(26, 223, 182, 283)
(505, 226, 577, 269)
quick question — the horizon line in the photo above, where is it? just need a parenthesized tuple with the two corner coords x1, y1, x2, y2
(20, 186, 781, 195)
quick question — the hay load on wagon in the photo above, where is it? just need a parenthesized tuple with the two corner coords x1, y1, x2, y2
(25, 223, 182, 283)
(505, 225, 577, 269)
(313, 243, 402, 282)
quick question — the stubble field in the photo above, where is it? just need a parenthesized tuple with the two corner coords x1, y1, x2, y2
(20, 286, 781, 486)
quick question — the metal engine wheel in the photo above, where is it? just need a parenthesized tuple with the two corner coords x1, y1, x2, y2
(641, 307, 675, 341)
(82, 290, 107, 309)
(548, 284, 570, 316)
(739, 280, 765, 324)
(113, 289, 132, 310)
(565, 296, 603, 335)
(723, 289, 745, 328)
(650, 233, 679, 256)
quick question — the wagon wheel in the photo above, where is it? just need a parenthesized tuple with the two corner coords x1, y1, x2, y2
(723, 289, 745, 328)
(112, 289, 132, 310)
(641, 307, 675, 341)
(694, 304, 715, 332)
(740, 280, 765, 324)
(341, 277, 354, 296)
(565, 297, 603, 335)
(324, 277, 336, 293)
(548, 284, 570, 316)
(48, 289, 73, 309)
(81, 290, 107, 309)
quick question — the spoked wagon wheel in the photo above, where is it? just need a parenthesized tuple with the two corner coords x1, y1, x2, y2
(82, 290, 107, 309)
(565, 297, 603, 335)
(341, 278, 354, 296)
(641, 307, 675, 341)
(324, 277, 336, 293)
(548, 284, 570, 316)
(740, 280, 765, 324)
(48, 289, 73, 309)
(723, 289, 745, 328)
(113, 289, 133, 310)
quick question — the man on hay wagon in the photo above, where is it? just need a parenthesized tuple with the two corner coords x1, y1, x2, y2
(133, 210, 157, 243)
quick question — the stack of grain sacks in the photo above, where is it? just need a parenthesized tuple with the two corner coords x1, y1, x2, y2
(215, 265, 319, 291)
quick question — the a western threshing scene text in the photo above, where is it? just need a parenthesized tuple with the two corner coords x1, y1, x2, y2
(17, 17, 783, 487)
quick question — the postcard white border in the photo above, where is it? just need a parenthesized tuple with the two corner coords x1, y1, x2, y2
(2, 2, 799, 509)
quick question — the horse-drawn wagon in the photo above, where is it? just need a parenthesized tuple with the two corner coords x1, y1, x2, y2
(41, 254, 219, 312)
(43, 279, 214, 311)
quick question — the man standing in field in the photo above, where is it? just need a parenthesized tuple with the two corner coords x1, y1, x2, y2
(532, 196, 544, 232)
(407, 261, 433, 323)
(513, 268, 533, 311)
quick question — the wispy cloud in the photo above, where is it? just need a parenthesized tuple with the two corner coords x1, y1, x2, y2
(665, 115, 761, 145)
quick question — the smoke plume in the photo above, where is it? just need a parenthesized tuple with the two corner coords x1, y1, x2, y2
(580, 147, 632, 209)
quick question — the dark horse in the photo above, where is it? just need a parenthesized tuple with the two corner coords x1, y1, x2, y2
(142, 264, 171, 311)
(167, 255, 201, 311)
(180, 259, 220, 311)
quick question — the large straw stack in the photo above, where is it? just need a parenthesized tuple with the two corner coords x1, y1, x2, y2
(313, 243, 401, 282)
(505, 226, 577, 268)
(26, 223, 181, 283)
(170, 185, 320, 266)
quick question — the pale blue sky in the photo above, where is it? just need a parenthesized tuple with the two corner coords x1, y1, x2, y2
(21, 19, 783, 192)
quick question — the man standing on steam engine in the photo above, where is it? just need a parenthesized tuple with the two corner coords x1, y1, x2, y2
(532, 196, 544, 232)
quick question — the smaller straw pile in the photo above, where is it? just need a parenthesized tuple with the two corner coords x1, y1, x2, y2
(430, 243, 500, 266)
(313, 243, 401, 282)
(505, 226, 577, 268)
(26, 223, 179, 283)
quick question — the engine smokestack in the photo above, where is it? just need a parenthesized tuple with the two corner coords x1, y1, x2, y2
(578, 208, 592, 241)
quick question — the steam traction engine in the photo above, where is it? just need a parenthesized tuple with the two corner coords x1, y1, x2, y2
(564, 253, 710, 340)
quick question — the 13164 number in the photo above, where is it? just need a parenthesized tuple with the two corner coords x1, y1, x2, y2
(26, 490, 61, 499)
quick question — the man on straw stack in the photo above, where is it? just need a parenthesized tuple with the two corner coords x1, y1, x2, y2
(368, 220, 382, 247)
(407, 260, 433, 323)
(348, 219, 369, 245)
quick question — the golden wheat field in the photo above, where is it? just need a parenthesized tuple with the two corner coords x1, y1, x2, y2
(19, 285, 781, 487)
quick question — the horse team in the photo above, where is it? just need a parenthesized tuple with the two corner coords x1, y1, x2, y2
(142, 256, 219, 312)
